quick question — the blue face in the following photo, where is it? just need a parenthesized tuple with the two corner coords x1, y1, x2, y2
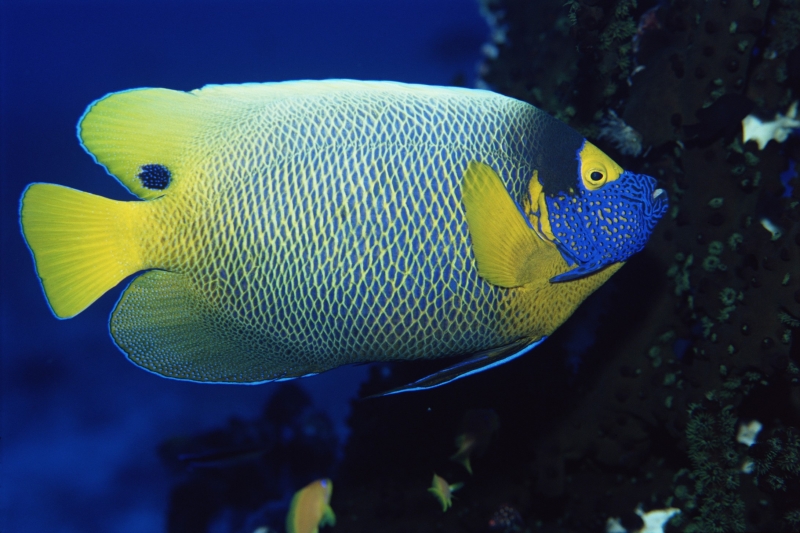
(545, 170, 668, 282)
(520, 121, 667, 283)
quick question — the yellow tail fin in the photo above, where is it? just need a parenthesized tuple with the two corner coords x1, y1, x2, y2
(20, 183, 144, 318)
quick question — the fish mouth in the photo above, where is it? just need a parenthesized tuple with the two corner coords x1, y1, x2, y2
(648, 185, 669, 220)
(618, 174, 669, 220)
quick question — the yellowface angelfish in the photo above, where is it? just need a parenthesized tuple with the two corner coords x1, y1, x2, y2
(19, 81, 668, 391)
(286, 478, 335, 533)
(428, 473, 463, 512)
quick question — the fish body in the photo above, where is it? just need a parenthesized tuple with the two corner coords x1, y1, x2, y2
(286, 478, 335, 533)
(451, 408, 500, 474)
(19, 80, 667, 385)
(451, 433, 477, 475)
(428, 473, 463, 512)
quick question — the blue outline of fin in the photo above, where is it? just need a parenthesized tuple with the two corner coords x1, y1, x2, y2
(549, 261, 606, 283)
(370, 337, 547, 397)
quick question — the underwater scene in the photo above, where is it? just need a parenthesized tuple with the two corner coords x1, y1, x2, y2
(1, 0, 799, 531)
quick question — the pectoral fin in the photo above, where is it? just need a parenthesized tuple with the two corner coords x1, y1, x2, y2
(372, 337, 546, 397)
(462, 161, 545, 288)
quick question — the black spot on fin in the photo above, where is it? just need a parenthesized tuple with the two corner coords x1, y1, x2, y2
(137, 164, 171, 190)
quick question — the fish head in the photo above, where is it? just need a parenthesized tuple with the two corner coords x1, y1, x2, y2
(529, 141, 668, 282)
(317, 478, 334, 503)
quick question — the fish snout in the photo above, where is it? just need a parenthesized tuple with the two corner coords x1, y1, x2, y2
(631, 172, 669, 219)
(649, 185, 669, 219)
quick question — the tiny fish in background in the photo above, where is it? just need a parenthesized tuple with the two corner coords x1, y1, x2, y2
(428, 473, 463, 512)
(286, 478, 335, 533)
(450, 408, 499, 474)
(19, 80, 668, 391)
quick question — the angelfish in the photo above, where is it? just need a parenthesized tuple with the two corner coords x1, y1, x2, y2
(19, 80, 668, 391)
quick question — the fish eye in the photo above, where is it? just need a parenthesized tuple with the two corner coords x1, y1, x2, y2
(583, 166, 608, 189)
(579, 141, 623, 190)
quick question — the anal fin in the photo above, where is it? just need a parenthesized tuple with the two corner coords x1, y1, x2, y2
(111, 270, 274, 383)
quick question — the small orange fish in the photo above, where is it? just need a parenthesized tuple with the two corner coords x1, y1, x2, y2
(428, 473, 463, 512)
(450, 408, 499, 474)
(286, 478, 335, 533)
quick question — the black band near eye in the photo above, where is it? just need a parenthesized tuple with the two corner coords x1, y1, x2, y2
(590, 171, 604, 181)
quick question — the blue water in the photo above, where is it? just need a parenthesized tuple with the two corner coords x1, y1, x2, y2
(0, 1, 486, 531)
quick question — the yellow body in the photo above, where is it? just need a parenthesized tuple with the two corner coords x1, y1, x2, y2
(286, 479, 335, 533)
(19, 81, 622, 383)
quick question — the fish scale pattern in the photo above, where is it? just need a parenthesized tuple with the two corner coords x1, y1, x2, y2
(113, 82, 604, 382)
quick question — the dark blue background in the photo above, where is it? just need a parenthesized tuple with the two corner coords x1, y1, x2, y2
(0, 1, 486, 530)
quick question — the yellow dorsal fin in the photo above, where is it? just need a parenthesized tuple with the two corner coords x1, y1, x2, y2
(462, 161, 545, 288)
(78, 88, 221, 199)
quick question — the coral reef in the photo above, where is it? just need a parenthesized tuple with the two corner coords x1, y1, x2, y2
(750, 426, 800, 528)
(680, 403, 746, 532)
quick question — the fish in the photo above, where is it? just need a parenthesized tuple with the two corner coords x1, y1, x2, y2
(451, 433, 478, 475)
(450, 408, 499, 474)
(18, 80, 668, 391)
(428, 473, 463, 512)
(286, 478, 335, 533)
